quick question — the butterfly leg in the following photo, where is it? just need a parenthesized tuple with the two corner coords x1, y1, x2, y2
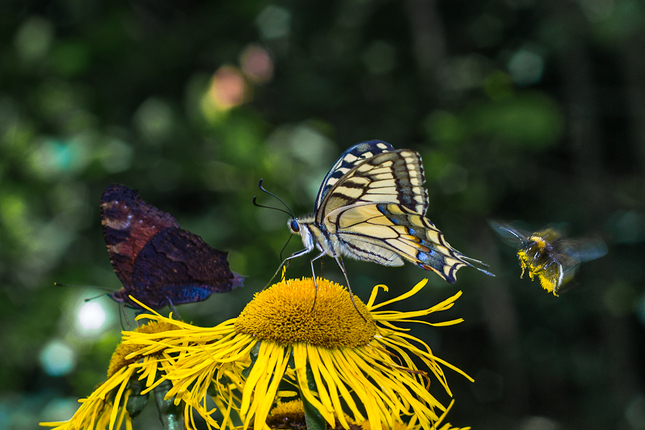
(307, 250, 330, 308)
(119, 304, 132, 330)
(266, 247, 315, 289)
(165, 298, 183, 321)
(332, 255, 367, 321)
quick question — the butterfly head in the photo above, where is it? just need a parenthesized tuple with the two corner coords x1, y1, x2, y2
(287, 215, 317, 253)
(288, 219, 300, 234)
(108, 289, 131, 307)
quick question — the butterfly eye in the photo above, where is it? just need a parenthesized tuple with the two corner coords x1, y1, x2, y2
(289, 220, 300, 233)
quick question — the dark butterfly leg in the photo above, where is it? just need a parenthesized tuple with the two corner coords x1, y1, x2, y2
(165, 298, 182, 321)
(119, 304, 132, 330)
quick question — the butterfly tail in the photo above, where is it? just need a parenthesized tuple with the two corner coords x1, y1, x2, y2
(459, 255, 495, 277)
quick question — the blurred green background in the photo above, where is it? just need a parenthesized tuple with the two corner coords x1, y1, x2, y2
(1, 0, 644, 429)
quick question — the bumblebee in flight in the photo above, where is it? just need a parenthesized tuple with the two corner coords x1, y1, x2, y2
(490, 221, 607, 295)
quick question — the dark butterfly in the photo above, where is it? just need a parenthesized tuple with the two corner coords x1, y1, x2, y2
(100, 184, 243, 310)
(278, 140, 493, 289)
(490, 220, 607, 295)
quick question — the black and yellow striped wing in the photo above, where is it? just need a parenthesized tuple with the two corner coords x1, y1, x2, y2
(312, 141, 490, 283)
(316, 142, 428, 223)
(315, 141, 396, 210)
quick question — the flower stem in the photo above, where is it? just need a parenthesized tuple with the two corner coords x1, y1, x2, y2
(302, 363, 326, 430)
(153, 379, 185, 430)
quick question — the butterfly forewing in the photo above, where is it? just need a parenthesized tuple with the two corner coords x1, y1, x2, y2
(317, 149, 428, 223)
(314, 140, 395, 210)
(101, 184, 180, 289)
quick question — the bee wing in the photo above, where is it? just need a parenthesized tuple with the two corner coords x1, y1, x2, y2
(557, 238, 608, 263)
(489, 220, 531, 248)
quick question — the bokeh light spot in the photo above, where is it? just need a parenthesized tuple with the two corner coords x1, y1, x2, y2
(28, 137, 92, 179)
(608, 210, 645, 244)
(508, 48, 544, 85)
(201, 66, 248, 121)
(97, 137, 133, 173)
(78, 301, 106, 331)
(134, 98, 174, 144)
(256, 5, 291, 39)
(518, 416, 559, 430)
(625, 394, 645, 428)
(14, 16, 54, 62)
(40, 398, 78, 422)
(240, 44, 274, 83)
(39, 340, 76, 377)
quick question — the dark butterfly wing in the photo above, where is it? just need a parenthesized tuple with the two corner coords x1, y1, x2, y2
(110, 228, 243, 309)
(314, 140, 395, 212)
(101, 184, 243, 310)
(101, 184, 179, 289)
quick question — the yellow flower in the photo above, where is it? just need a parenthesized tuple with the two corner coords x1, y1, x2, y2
(264, 398, 471, 430)
(124, 278, 472, 430)
(40, 321, 179, 430)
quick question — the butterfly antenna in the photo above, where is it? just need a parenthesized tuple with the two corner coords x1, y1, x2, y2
(84, 293, 108, 302)
(253, 179, 296, 219)
(55, 282, 114, 293)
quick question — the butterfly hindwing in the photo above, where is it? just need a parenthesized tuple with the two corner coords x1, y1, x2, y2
(101, 184, 242, 310)
(129, 228, 241, 309)
(330, 203, 474, 283)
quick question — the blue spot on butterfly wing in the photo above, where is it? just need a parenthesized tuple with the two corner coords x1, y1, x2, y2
(416, 249, 458, 283)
